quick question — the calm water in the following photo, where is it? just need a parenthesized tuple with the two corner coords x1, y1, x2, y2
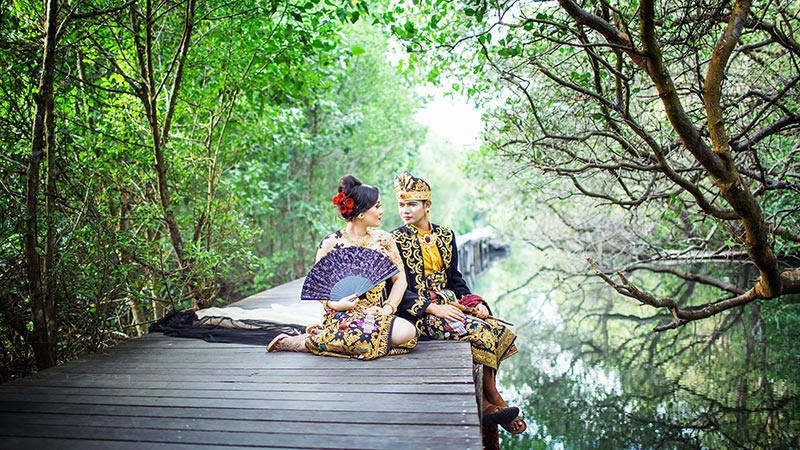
(473, 242, 800, 450)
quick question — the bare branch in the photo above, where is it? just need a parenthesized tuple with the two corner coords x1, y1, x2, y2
(589, 257, 800, 331)
(622, 263, 747, 295)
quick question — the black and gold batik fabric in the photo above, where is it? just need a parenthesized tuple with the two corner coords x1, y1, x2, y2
(393, 224, 517, 369)
(419, 273, 517, 370)
(305, 281, 417, 360)
(393, 224, 457, 317)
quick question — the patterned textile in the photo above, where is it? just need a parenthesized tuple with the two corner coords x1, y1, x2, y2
(392, 223, 517, 369)
(418, 278, 517, 370)
(306, 281, 417, 360)
(392, 224, 461, 318)
(305, 230, 418, 360)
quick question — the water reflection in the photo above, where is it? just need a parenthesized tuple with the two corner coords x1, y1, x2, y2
(473, 242, 800, 450)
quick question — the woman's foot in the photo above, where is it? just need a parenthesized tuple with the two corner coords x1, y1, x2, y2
(267, 333, 308, 352)
(482, 404, 520, 425)
(305, 324, 323, 336)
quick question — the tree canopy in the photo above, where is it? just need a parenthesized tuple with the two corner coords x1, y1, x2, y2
(380, 0, 800, 331)
(3, 0, 799, 381)
(0, 0, 423, 378)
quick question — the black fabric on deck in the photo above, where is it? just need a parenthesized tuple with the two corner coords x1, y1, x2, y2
(149, 310, 305, 346)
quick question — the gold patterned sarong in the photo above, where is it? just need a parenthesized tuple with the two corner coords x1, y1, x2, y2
(306, 282, 417, 360)
(418, 272, 517, 369)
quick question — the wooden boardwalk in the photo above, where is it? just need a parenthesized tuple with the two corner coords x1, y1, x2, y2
(0, 280, 483, 450)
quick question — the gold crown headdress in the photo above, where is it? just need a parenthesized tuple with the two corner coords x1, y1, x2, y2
(394, 171, 431, 201)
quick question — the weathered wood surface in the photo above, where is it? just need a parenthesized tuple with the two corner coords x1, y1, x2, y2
(0, 280, 482, 450)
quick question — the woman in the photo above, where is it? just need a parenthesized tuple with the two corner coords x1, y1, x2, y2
(268, 175, 418, 359)
(391, 171, 526, 433)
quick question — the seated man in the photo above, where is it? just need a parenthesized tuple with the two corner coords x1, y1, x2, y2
(391, 171, 526, 434)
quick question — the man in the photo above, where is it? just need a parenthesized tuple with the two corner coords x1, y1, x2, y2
(391, 171, 526, 434)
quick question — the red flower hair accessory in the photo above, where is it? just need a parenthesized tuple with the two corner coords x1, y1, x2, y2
(332, 192, 354, 216)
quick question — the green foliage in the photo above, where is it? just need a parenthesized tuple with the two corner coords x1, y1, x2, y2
(380, 1, 800, 318)
(0, 0, 424, 379)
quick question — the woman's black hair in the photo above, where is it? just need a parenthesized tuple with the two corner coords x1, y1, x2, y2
(337, 174, 379, 221)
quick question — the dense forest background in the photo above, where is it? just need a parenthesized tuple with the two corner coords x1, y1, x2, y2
(2, 5, 799, 442)
(1, 0, 434, 378)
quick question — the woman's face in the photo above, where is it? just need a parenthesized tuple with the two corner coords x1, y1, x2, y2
(397, 199, 428, 228)
(362, 196, 383, 228)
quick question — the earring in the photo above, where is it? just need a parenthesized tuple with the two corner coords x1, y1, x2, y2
(426, 209, 430, 215)
(358, 214, 365, 220)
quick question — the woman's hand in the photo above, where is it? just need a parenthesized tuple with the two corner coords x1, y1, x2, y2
(363, 305, 382, 315)
(329, 293, 359, 311)
(426, 303, 464, 322)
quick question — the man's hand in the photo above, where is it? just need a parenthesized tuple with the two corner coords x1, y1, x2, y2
(473, 303, 490, 317)
(426, 303, 464, 322)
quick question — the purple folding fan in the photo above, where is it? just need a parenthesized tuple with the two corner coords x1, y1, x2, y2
(300, 246, 399, 301)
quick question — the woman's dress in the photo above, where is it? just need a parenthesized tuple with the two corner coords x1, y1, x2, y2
(305, 230, 417, 360)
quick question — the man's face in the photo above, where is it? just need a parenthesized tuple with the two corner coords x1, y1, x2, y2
(397, 199, 428, 227)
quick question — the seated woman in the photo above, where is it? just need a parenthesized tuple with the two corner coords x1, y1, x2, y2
(391, 171, 526, 433)
(268, 174, 418, 359)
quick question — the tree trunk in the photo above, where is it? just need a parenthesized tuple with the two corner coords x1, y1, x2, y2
(25, 0, 60, 370)
(131, 0, 201, 307)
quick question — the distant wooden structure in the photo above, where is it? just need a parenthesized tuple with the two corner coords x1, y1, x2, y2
(0, 279, 484, 450)
(458, 227, 507, 289)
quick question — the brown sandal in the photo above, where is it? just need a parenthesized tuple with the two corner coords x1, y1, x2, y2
(267, 333, 308, 352)
(482, 404, 519, 426)
(267, 334, 290, 352)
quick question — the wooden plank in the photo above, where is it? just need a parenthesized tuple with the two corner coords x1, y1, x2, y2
(0, 391, 476, 413)
(0, 423, 483, 450)
(52, 356, 472, 369)
(0, 279, 483, 449)
(5, 378, 473, 394)
(0, 412, 476, 437)
(0, 438, 296, 450)
(4, 373, 471, 386)
(0, 403, 475, 425)
(233, 279, 307, 308)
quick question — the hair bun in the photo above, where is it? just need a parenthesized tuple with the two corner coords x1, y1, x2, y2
(338, 174, 362, 195)
(333, 174, 379, 222)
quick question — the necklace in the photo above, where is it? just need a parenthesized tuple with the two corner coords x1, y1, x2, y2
(410, 224, 436, 248)
(343, 229, 371, 247)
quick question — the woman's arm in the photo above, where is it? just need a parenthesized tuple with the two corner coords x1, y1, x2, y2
(315, 234, 335, 262)
(379, 232, 406, 315)
(379, 271, 407, 315)
(324, 293, 359, 312)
